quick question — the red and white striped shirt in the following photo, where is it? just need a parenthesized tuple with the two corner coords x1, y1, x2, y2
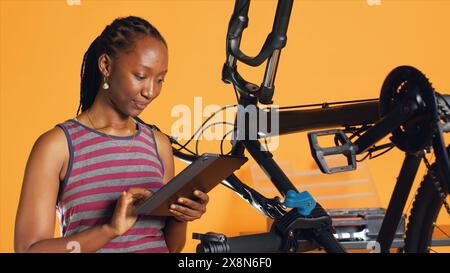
(55, 118, 168, 253)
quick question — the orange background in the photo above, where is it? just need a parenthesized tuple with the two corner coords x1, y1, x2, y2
(1, 0, 450, 253)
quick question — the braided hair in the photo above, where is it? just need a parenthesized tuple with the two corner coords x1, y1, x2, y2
(77, 16, 167, 115)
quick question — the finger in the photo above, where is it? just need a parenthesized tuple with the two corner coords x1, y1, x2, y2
(132, 194, 151, 207)
(168, 209, 188, 221)
(169, 208, 195, 222)
(122, 190, 142, 212)
(170, 203, 201, 218)
(127, 187, 152, 197)
(177, 197, 205, 212)
(116, 191, 130, 214)
(193, 190, 209, 204)
(126, 188, 152, 205)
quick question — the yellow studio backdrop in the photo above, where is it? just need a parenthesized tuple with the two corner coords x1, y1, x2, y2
(1, 0, 450, 253)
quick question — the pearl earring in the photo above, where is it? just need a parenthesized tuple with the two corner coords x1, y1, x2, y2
(102, 77, 109, 90)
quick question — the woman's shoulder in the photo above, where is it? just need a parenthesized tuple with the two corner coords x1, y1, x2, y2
(47, 118, 77, 141)
(138, 123, 173, 157)
(137, 121, 171, 149)
(31, 119, 75, 159)
(151, 129, 171, 148)
(144, 126, 174, 180)
(34, 125, 69, 154)
(25, 123, 70, 181)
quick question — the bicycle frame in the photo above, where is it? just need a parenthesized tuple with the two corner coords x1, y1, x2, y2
(227, 85, 443, 250)
(160, 0, 450, 252)
(168, 91, 444, 252)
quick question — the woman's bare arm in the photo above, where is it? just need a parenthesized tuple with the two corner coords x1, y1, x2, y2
(152, 130, 188, 253)
(14, 127, 119, 253)
(153, 130, 210, 253)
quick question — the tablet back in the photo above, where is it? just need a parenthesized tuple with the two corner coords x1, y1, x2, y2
(135, 153, 248, 216)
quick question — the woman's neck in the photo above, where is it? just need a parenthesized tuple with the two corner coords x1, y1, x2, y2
(80, 92, 136, 133)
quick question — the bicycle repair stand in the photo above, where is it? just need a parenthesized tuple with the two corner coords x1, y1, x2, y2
(328, 208, 405, 251)
(193, 207, 407, 253)
(193, 191, 343, 253)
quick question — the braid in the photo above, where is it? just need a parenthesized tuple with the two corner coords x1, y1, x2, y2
(77, 16, 167, 115)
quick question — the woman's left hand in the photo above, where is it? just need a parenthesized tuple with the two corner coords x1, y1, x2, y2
(169, 190, 209, 222)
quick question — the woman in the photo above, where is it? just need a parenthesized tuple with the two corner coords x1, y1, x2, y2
(14, 16, 209, 253)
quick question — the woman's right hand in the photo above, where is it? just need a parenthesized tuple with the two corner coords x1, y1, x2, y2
(107, 187, 153, 237)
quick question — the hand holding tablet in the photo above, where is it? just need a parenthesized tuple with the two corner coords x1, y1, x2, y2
(134, 153, 248, 216)
(168, 189, 210, 222)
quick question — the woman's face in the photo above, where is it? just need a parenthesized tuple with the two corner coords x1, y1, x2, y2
(105, 36, 168, 117)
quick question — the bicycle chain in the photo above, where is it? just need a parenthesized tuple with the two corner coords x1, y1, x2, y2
(425, 97, 450, 215)
(437, 99, 450, 123)
(423, 156, 450, 215)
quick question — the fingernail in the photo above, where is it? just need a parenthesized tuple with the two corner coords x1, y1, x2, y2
(171, 204, 176, 209)
(195, 190, 200, 195)
(178, 198, 184, 203)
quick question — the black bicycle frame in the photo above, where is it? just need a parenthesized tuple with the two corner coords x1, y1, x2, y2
(167, 0, 450, 252)
(220, 82, 427, 249)
(170, 89, 446, 252)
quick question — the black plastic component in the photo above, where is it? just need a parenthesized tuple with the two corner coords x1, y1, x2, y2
(308, 129, 357, 174)
(193, 233, 230, 253)
(194, 232, 282, 253)
(273, 203, 331, 233)
(258, 85, 275, 105)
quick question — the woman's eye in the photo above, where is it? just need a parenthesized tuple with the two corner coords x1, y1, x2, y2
(135, 75, 146, 80)
(158, 78, 165, 84)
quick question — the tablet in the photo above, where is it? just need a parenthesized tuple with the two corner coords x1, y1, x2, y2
(134, 153, 248, 216)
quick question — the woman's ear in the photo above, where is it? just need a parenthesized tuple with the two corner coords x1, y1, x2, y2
(98, 53, 112, 78)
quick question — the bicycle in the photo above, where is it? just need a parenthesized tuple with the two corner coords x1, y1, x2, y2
(135, 0, 450, 253)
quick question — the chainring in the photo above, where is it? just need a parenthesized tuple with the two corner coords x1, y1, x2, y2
(379, 66, 437, 153)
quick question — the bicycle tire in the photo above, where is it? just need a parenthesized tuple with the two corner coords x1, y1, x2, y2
(404, 148, 450, 253)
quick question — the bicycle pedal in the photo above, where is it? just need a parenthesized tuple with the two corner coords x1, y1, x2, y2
(308, 129, 357, 174)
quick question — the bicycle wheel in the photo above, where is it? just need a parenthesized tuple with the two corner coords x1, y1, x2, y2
(404, 148, 450, 253)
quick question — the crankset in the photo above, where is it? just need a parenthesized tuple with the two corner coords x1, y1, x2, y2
(379, 65, 438, 153)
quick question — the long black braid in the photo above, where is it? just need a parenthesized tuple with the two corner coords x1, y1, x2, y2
(77, 16, 167, 115)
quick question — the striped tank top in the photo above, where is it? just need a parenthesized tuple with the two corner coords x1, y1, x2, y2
(55, 118, 169, 253)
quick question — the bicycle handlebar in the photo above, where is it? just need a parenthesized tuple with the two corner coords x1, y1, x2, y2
(227, 0, 292, 67)
(223, 0, 294, 105)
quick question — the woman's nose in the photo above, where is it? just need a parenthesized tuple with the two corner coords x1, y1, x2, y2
(142, 82, 158, 100)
